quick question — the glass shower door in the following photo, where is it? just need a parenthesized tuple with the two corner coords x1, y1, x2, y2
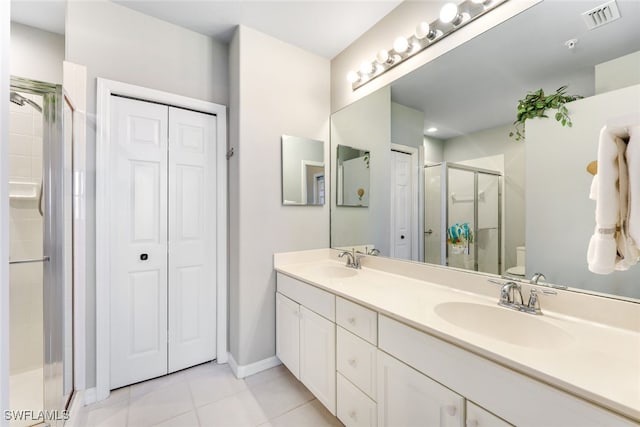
(446, 167, 476, 271)
(8, 77, 74, 426)
(476, 172, 501, 274)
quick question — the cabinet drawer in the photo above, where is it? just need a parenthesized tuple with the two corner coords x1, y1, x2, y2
(337, 373, 377, 427)
(337, 326, 377, 400)
(277, 272, 335, 321)
(336, 296, 377, 344)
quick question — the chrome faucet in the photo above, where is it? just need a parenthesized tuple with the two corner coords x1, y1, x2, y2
(367, 248, 380, 256)
(338, 249, 362, 269)
(493, 279, 551, 315)
(498, 281, 524, 307)
(530, 272, 546, 285)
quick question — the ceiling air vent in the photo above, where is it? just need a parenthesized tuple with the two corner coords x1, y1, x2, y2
(582, 0, 621, 30)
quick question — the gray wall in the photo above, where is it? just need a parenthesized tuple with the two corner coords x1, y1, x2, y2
(10, 22, 64, 84)
(526, 84, 640, 299)
(65, 0, 229, 387)
(331, 87, 391, 255)
(444, 124, 525, 271)
(229, 26, 330, 367)
(424, 136, 444, 164)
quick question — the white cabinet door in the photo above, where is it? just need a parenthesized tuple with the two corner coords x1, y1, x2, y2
(167, 107, 217, 373)
(377, 350, 464, 427)
(300, 306, 336, 415)
(466, 402, 512, 427)
(276, 292, 300, 378)
(110, 96, 169, 389)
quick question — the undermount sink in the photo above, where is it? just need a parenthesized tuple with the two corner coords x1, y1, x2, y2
(311, 264, 358, 279)
(434, 302, 573, 349)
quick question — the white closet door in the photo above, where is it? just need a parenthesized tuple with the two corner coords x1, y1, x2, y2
(390, 151, 412, 260)
(110, 96, 169, 389)
(167, 107, 217, 372)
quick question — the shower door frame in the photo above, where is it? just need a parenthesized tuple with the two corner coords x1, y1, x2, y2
(426, 162, 502, 273)
(9, 76, 74, 415)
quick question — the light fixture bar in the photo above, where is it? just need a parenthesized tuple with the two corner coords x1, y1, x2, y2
(348, 0, 508, 90)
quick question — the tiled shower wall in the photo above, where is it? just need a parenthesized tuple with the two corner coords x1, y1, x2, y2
(8, 93, 44, 374)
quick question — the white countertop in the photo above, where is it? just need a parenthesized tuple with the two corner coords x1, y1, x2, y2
(274, 254, 640, 422)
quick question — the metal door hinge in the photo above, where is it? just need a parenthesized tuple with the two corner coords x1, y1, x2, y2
(226, 148, 235, 159)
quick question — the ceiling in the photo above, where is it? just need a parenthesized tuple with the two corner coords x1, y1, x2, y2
(10, 0, 402, 59)
(390, 0, 640, 139)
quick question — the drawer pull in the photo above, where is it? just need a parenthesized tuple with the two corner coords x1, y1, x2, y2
(348, 317, 357, 325)
(349, 410, 358, 421)
(348, 358, 358, 367)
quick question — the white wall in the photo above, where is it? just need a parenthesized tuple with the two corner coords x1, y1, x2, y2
(444, 124, 525, 271)
(424, 135, 444, 163)
(331, 86, 391, 254)
(1, 0, 12, 422)
(65, 0, 229, 387)
(229, 25, 330, 367)
(526, 84, 640, 299)
(330, 1, 541, 113)
(595, 50, 640, 95)
(10, 23, 64, 84)
(391, 102, 423, 148)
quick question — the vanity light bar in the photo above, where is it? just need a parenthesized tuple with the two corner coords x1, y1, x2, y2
(347, 0, 509, 90)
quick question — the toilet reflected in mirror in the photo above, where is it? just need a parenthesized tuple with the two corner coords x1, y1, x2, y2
(505, 246, 526, 277)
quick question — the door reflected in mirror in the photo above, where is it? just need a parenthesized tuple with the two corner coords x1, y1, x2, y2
(336, 144, 370, 207)
(281, 135, 325, 206)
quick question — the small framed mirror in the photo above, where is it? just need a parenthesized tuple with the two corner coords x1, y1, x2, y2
(336, 144, 370, 207)
(281, 135, 325, 205)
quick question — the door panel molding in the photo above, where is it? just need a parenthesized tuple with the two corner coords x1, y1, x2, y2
(96, 78, 227, 401)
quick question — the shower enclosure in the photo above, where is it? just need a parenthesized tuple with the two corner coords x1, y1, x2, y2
(8, 76, 74, 426)
(424, 162, 502, 274)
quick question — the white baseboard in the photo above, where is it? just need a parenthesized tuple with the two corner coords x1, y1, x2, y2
(227, 353, 281, 379)
(83, 387, 97, 405)
(65, 389, 88, 427)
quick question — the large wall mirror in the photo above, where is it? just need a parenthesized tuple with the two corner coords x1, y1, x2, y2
(282, 135, 325, 205)
(330, 0, 640, 300)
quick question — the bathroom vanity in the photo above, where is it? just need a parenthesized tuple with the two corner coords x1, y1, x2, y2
(274, 249, 639, 427)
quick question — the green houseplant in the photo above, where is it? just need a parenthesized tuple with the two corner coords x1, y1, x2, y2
(509, 85, 582, 141)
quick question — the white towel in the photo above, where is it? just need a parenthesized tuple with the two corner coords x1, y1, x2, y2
(589, 175, 598, 201)
(627, 125, 640, 249)
(587, 124, 639, 274)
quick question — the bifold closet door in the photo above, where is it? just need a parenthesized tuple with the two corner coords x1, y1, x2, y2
(110, 96, 169, 389)
(167, 107, 216, 373)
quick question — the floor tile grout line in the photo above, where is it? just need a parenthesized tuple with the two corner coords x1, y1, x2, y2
(185, 371, 203, 427)
(265, 397, 317, 423)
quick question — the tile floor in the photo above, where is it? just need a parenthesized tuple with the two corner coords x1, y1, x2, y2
(73, 362, 344, 427)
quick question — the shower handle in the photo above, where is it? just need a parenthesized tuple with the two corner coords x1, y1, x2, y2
(9, 256, 50, 265)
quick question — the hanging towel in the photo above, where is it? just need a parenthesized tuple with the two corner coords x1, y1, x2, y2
(588, 124, 640, 274)
(627, 126, 640, 249)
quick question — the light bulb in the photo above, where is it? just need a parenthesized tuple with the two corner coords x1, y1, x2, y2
(393, 36, 409, 53)
(415, 22, 430, 39)
(347, 71, 360, 84)
(427, 127, 438, 133)
(440, 3, 461, 24)
(360, 61, 373, 75)
(376, 49, 389, 64)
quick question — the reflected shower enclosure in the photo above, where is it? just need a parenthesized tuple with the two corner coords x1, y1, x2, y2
(424, 162, 502, 274)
